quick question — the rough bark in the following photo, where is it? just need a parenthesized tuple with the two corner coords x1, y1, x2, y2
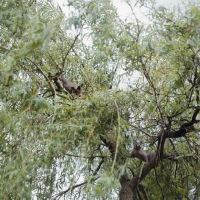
(119, 156, 159, 200)
(119, 180, 136, 200)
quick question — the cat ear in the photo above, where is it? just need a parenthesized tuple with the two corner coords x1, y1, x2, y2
(77, 84, 83, 90)
(78, 84, 84, 89)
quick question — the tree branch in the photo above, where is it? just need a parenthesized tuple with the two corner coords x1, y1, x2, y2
(26, 56, 56, 94)
(169, 108, 200, 138)
(53, 158, 104, 200)
(65, 152, 108, 159)
(61, 31, 81, 69)
(26, 57, 72, 100)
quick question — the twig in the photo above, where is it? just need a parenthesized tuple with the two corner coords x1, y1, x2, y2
(111, 100, 121, 173)
(62, 31, 81, 69)
(53, 159, 104, 200)
(26, 57, 71, 100)
(25, 56, 56, 94)
(65, 152, 109, 159)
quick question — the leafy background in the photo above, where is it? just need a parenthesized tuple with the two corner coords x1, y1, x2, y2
(0, 0, 200, 199)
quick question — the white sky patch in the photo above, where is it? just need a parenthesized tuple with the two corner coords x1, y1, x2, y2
(157, 0, 184, 7)
(55, 0, 184, 18)
(112, 0, 149, 24)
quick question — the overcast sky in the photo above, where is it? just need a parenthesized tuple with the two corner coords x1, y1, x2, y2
(157, 0, 183, 6)
(113, 0, 184, 22)
(56, 0, 185, 24)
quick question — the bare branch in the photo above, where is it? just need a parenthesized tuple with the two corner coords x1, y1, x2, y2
(26, 57, 72, 100)
(0, 46, 9, 53)
(53, 159, 104, 200)
(163, 152, 194, 161)
(65, 152, 109, 159)
(25, 57, 56, 95)
(61, 31, 81, 69)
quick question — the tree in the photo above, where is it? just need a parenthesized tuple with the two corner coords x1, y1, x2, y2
(0, 0, 200, 199)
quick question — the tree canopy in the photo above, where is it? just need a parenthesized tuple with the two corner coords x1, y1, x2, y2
(0, 0, 200, 199)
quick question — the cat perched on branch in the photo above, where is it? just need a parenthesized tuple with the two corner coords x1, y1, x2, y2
(57, 77, 83, 96)
(128, 141, 156, 163)
(49, 73, 84, 96)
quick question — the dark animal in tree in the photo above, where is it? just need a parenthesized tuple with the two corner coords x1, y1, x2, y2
(57, 77, 84, 96)
(129, 141, 156, 163)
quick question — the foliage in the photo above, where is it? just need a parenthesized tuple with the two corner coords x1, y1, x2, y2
(0, 0, 200, 199)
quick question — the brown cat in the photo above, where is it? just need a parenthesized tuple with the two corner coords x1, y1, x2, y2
(58, 77, 84, 96)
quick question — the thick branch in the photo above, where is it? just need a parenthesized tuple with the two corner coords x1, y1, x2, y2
(168, 108, 200, 138)
(130, 155, 160, 189)
(119, 156, 159, 200)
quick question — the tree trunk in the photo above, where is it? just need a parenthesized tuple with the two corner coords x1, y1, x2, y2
(119, 180, 136, 200)
(119, 157, 159, 200)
